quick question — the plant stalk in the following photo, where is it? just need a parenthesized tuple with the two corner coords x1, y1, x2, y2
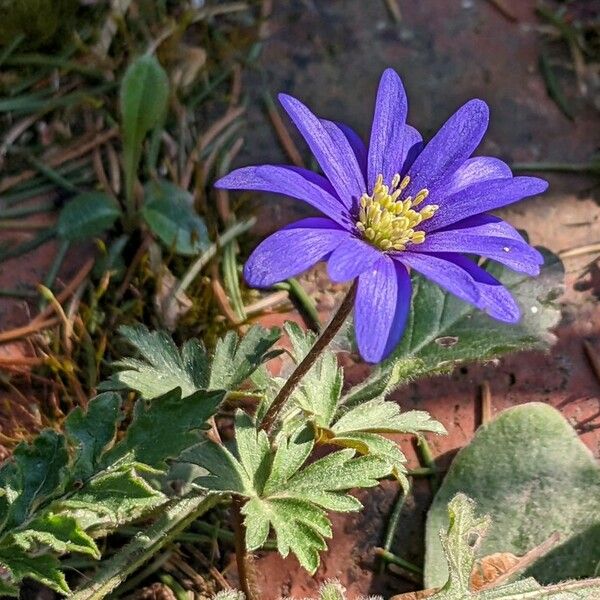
(260, 281, 357, 434)
(231, 496, 258, 600)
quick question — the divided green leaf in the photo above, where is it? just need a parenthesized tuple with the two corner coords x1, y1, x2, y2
(350, 249, 563, 402)
(259, 323, 444, 486)
(111, 323, 281, 399)
(181, 410, 393, 573)
(0, 384, 222, 594)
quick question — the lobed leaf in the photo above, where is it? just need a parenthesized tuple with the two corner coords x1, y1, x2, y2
(105, 388, 224, 470)
(3, 431, 69, 531)
(350, 249, 563, 401)
(185, 413, 393, 573)
(11, 513, 99, 558)
(111, 324, 280, 399)
(65, 392, 122, 481)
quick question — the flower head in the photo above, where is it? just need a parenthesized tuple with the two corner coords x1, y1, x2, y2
(215, 69, 548, 363)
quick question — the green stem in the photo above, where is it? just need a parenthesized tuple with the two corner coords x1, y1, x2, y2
(375, 548, 422, 574)
(275, 278, 321, 332)
(175, 218, 256, 297)
(379, 487, 407, 575)
(71, 494, 218, 600)
(260, 282, 357, 434)
(416, 437, 440, 493)
(159, 574, 188, 600)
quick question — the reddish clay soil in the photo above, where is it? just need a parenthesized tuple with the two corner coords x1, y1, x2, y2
(232, 1, 600, 598)
(0, 1, 599, 599)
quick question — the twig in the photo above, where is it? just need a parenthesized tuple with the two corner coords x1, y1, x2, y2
(383, 0, 402, 23)
(181, 107, 245, 190)
(0, 128, 118, 193)
(0, 318, 59, 345)
(559, 243, 600, 259)
(211, 264, 241, 327)
(263, 91, 304, 167)
(231, 496, 258, 600)
(174, 218, 255, 298)
(244, 291, 290, 316)
(35, 257, 95, 325)
(480, 533, 561, 591)
(485, 0, 517, 23)
(480, 381, 492, 426)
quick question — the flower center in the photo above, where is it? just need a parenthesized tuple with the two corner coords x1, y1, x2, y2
(356, 174, 439, 251)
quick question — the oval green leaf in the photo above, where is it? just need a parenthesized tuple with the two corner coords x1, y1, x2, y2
(57, 192, 121, 241)
(142, 180, 210, 256)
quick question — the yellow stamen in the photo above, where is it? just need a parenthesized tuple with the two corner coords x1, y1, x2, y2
(356, 173, 437, 252)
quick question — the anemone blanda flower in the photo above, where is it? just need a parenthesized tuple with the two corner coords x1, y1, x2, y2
(215, 69, 548, 363)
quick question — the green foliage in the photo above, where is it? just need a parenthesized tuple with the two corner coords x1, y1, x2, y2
(424, 494, 600, 600)
(0, 385, 224, 594)
(142, 180, 210, 255)
(57, 192, 122, 242)
(182, 410, 393, 573)
(120, 53, 169, 211)
(0, 0, 78, 48)
(425, 403, 600, 587)
(111, 323, 281, 399)
(349, 250, 563, 402)
(257, 323, 444, 487)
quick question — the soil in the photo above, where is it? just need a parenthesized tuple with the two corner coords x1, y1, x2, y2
(233, 1, 600, 598)
(0, 1, 599, 599)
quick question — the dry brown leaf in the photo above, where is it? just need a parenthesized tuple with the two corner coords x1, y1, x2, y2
(470, 552, 520, 590)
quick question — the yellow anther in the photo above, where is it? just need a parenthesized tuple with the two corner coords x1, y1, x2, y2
(355, 174, 435, 252)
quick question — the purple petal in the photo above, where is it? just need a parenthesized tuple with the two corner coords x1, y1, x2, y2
(243, 218, 348, 288)
(423, 176, 549, 232)
(396, 252, 481, 305)
(405, 99, 489, 198)
(278, 94, 365, 207)
(436, 214, 524, 241)
(400, 125, 424, 174)
(443, 254, 520, 322)
(441, 157, 512, 198)
(355, 256, 411, 363)
(215, 165, 351, 228)
(367, 69, 409, 190)
(325, 121, 367, 174)
(327, 236, 383, 282)
(415, 229, 543, 275)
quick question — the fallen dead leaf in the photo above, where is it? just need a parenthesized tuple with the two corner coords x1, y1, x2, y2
(470, 552, 520, 590)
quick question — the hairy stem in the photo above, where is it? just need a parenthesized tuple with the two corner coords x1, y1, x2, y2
(231, 496, 258, 600)
(260, 281, 357, 434)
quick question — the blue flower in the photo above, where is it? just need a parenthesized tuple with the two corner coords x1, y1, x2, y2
(216, 69, 548, 363)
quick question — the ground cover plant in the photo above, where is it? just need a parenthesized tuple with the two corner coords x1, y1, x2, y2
(0, 1, 598, 599)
